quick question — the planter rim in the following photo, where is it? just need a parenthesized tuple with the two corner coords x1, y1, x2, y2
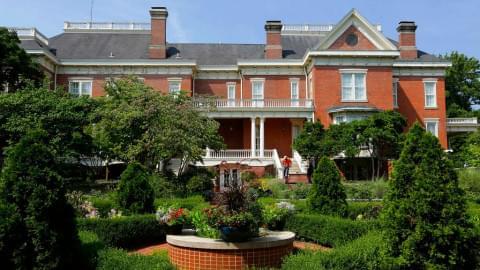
(167, 229, 295, 250)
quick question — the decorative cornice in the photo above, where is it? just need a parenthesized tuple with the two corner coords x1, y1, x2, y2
(59, 59, 197, 66)
(393, 68, 446, 77)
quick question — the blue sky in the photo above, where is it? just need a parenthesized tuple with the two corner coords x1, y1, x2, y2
(0, 0, 479, 58)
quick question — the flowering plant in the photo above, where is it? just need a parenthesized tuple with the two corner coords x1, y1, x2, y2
(156, 207, 188, 226)
(262, 201, 295, 230)
(81, 200, 99, 219)
(108, 208, 123, 219)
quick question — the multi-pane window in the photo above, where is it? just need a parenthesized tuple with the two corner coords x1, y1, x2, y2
(341, 71, 367, 101)
(393, 79, 398, 108)
(168, 79, 182, 94)
(290, 79, 299, 106)
(69, 80, 92, 97)
(227, 83, 236, 106)
(251, 79, 264, 107)
(425, 120, 439, 137)
(333, 113, 370, 124)
(424, 80, 437, 108)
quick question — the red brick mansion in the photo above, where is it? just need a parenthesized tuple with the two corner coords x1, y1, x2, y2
(6, 7, 479, 182)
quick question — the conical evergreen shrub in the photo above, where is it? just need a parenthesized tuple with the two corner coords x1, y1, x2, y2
(307, 156, 347, 216)
(117, 162, 155, 214)
(0, 130, 81, 269)
(382, 123, 479, 269)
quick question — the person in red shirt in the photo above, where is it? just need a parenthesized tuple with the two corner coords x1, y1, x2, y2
(282, 155, 292, 180)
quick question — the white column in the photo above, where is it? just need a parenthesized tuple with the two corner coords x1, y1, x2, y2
(260, 117, 265, 158)
(251, 117, 256, 157)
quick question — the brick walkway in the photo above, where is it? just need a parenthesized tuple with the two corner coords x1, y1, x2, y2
(132, 241, 330, 256)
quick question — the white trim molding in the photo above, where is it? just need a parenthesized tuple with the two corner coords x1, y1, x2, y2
(315, 9, 398, 51)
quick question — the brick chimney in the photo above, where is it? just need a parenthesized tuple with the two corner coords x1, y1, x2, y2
(149, 7, 168, 59)
(397, 21, 417, 59)
(264, 20, 283, 59)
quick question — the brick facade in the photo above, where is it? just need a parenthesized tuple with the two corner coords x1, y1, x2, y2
(20, 7, 450, 178)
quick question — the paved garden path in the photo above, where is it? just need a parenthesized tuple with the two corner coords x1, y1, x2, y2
(132, 241, 330, 256)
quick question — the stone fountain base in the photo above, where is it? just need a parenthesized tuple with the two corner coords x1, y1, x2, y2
(167, 230, 295, 270)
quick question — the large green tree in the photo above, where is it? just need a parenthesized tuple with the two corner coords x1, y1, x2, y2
(358, 111, 406, 179)
(463, 129, 480, 167)
(0, 130, 81, 269)
(0, 27, 43, 91)
(382, 123, 479, 269)
(444, 52, 480, 117)
(89, 78, 224, 173)
(293, 121, 327, 163)
(0, 85, 98, 173)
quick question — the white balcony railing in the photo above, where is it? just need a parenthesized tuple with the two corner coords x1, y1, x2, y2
(446, 118, 479, 133)
(64, 21, 151, 31)
(204, 149, 273, 159)
(282, 24, 382, 33)
(447, 118, 478, 124)
(193, 98, 314, 109)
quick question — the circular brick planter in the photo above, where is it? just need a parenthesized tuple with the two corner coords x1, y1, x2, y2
(167, 230, 295, 270)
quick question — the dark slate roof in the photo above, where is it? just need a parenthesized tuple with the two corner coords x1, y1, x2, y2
(44, 32, 445, 64)
(49, 33, 151, 59)
(281, 35, 324, 59)
(167, 43, 264, 65)
(49, 32, 265, 64)
(20, 39, 49, 51)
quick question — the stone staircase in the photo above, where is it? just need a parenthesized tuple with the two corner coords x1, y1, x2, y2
(286, 159, 308, 183)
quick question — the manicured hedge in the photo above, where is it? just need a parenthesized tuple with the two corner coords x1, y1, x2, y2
(282, 232, 383, 270)
(96, 248, 175, 270)
(79, 231, 105, 269)
(347, 201, 383, 220)
(154, 195, 209, 211)
(77, 215, 166, 249)
(285, 214, 378, 247)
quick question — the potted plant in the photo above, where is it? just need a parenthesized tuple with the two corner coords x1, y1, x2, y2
(263, 201, 295, 231)
(156, 206, 188, 235)
(205, 183, 262, 242)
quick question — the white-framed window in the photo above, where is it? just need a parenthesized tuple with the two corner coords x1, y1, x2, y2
(423, 79, 437, 108)
(290, 78, 299, 106)
(340, 69, 367, 102)
(251, 79, 264, 107)
(393, 78, 399, 108)
(168, 78, 182, 94)
(227, 82, 236, 106)
(69, 79, 93, 97)
(425, 119, 439, 137)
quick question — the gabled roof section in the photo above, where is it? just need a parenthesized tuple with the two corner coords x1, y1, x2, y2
(316, 9, 397, 51)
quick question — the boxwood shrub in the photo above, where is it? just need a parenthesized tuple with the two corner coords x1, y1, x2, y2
(347, 201, 383, 220)
(282, 232, 383, 270)
(96, 248, 175, 270)
(285, 214, 378, 247)
(77, 215, 166, 249)
(154, 195, 209, 211)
